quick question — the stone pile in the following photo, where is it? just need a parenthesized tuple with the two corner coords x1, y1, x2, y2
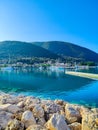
(0, 93, 98, 130)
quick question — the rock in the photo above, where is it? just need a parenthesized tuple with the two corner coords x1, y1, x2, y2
(68, 122, 82, 130)
(0, 94, 10, 104)
(17, 101, 24, 108)
(0, 104, 20, 113)
(79, 106, 91, 117)
(82, 113, 98, 130)
(6, 96, 18, 104)
(46, 113, 70, 130)
(26, 125, 47, 130)
(0, 104, 11, 111)
(54, 100, 64, 106)
(0, 97, 7, 104)
(0, 111, 12, 129)
(7, 104, 20, 113)
(33, 105, 44, 118)
(25, 97, 40, 106)
(0, 95, 19, 104)
(91, 108, 98, 113)
(65, 104, 81, 123)
(5, 119, 24, 130)
(44, 103, 63, 114)
(21, 110, 36, 128)
(37, 117, 46, 126)
(12, 112, 23, 120)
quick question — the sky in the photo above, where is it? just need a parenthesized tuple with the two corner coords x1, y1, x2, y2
(0, 0, 98, 53)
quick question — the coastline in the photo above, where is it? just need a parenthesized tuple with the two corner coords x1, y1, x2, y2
(0, 93, 98, 130)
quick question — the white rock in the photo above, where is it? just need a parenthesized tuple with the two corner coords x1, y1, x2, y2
(25, 97, 40, 106)
(8, 104, 20, 113)
(5, 119, 24, 130)
(44, 103, 62, 114)
(21, 110, 36, 128)
(17, 101, 24, 108)
(65, 104, 81, 123)
(0, 104, 11, 111)
(26, 125, 47, 130)
(46, 113, 70, 130)
(0, 111, 12, 129)
(33, 105, 44, 118)
(82, 113, 98, 130)
(37, 117, 46, 126)
(0, 104, 20, 113)
(68, 122, 82, 130)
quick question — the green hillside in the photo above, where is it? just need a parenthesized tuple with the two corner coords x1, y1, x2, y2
(32, 41, 98, 62)
(0, 41, 60, 59)
(0, 41, 97, 63)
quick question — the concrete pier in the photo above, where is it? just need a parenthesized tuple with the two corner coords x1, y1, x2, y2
(66, 71, 98, 80)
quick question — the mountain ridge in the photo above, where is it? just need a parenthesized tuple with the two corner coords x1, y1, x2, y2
(0, 41, 97, 62)
(32, 41, 98, 62)
(0, 41, 60, 59)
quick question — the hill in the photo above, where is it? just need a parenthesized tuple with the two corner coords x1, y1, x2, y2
(32, 41, 98, 62)
(0, 41, 60, 59)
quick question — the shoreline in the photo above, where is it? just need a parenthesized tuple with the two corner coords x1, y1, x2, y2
(0, 93, 98, 130)
(1, 91, 97, 108)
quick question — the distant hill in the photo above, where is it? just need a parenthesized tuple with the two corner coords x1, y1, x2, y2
(32, 41, 98, 62)
(0, 41, 60, 59)
(0, 41, 97, 62)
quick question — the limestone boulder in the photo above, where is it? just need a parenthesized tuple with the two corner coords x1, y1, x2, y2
(0, 111, 12, 129)
(37, 117, 46, 126)
(5, 119, 24, 130)
(68, 122, 81, 130)
(17, 101, 24, 108)
(0, 95, 19, 104)
(33, 105, 44, 118)
(25, 97, 40, 106)
(65, 104, 81, 123)
(7, 104, 20, 113)
(46, 113, 70, 130)
(91, 108, 98, 113)
(0, 104, 20, 113)
(82, 113, 98, 130)
(21, 110, 36, 128)
(44, 103, 63, 114)
(26, 125, 47, 130)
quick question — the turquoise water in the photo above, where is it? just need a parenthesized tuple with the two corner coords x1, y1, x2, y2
(0, 68, 98, 107)
(78, 67, 98, 74)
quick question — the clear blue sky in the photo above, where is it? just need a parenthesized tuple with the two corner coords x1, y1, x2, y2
(0, 0, 98, 52)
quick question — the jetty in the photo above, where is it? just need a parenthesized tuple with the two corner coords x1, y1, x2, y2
(66, 71, 98, 80)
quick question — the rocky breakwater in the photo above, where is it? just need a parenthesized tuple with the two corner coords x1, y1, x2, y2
(0, 93, 98, 130)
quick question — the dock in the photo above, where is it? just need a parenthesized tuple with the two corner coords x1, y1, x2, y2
(66, 71, 98, 80)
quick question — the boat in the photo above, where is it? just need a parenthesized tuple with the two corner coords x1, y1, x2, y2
(0, 55, 13, 71)
(1, 66, 13, 71)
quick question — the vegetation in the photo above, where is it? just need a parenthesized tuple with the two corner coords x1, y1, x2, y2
(80, 61, 96, 66)
(33, 41, 98, 62)
(0, 41, 97, 66)
(0, 41, 60, 59)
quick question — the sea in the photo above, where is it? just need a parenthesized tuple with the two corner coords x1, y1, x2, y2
(0, 67, 98, 107)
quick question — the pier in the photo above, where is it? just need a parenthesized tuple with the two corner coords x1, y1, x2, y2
(66, 71, 98, 80)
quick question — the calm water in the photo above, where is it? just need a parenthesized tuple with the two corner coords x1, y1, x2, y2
(78, 67, 98, 74)
(0, 68, 98, 107)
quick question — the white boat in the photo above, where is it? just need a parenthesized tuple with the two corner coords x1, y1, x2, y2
(1, 54, 13, 71)
(1, 66, 13, 71)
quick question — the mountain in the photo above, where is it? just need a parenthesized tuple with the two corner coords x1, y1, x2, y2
(0, 41, 97, 62)
(0, 41, 60, 59)
(32, 41, 98, 62)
